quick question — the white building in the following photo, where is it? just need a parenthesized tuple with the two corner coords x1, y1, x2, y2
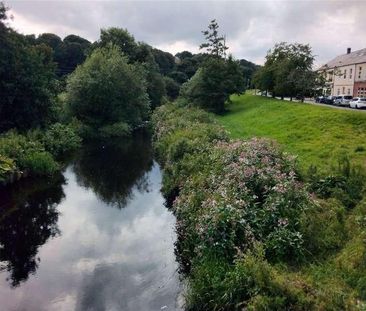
(319, 48, 366, 97)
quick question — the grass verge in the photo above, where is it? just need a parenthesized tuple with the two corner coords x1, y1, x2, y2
(216, 94, 366, 173)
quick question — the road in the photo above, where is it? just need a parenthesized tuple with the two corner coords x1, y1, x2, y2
(257, 94, 366, 112)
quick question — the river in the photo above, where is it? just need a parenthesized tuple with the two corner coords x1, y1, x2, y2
(0, 133, 183, 311)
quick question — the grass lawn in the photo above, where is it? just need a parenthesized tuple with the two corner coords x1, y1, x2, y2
(216, 94, 366, 173)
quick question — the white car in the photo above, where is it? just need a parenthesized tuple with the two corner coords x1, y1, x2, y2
(350, 97, 366, 109)
(334, 95, 353, 106)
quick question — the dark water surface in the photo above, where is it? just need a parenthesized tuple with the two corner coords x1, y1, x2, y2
(0, 134, 182, 311)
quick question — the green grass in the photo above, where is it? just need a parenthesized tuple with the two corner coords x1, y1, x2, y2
(217, 94, 366, 173)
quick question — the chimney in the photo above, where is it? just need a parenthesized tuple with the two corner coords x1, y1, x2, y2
(347, 47, 351, 54)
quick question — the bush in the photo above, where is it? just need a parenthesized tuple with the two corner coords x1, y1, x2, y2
(21, 151, 58, 175)
(0, 128, 72, 180)
(42, 123, 81, 157)
(173, 138, 312, 263)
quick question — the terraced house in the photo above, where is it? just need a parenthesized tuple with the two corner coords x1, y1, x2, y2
(319, 47, 366, 97)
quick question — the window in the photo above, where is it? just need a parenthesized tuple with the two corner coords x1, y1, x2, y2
(344, 69, 347, 79)
(350, 68, 353, 79)
(337, 89, 340, 95)
(347, 89, 351, 95)
(343, 86, 345, 93)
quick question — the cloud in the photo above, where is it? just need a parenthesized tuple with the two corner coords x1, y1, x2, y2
(6, 0, 366, 65)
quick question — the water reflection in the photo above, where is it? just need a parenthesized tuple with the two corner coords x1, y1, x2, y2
(0, 174, 65, 287)
(73, 132, 153, 208)
(0, 134, 182, 310)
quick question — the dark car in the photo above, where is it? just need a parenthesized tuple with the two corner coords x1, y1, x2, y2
(295, 94, 305, 101)
(325, 96, 337, 105)
(315, 96, 327, 103)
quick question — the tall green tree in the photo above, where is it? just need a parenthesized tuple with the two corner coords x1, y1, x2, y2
(181, 56, 244, 113)
(0, 3, 57, 131)
(254, 42, 320, 100)
(181, 20, 244, 113)
(200, 19, 228, 58)
(66, 45, 150, 139)
(97, 28, 166, 108)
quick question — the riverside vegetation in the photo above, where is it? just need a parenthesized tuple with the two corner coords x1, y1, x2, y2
(151, 20, 366, 310)
(152, 102, 366, 310)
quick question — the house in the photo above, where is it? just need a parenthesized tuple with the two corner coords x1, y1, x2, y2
(319, 47, 366, 97)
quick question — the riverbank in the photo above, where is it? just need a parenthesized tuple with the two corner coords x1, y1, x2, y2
(216, 94, 366, 173)
(0, 124, 81, 185)
(152, 102, 366, 310)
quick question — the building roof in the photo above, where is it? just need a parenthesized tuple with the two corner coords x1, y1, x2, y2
(319, 48, 366, 70)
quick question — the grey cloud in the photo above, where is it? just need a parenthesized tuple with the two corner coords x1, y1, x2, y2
(7, 0, 366, 64)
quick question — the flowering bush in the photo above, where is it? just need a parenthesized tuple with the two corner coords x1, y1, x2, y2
(174, 138, 312, 262)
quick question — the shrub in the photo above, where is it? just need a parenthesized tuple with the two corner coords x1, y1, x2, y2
(21, 151, 58, 175)
(0, 130, 60, 178)
(174, 138, 312, 263)
(42, 123, 81, 157)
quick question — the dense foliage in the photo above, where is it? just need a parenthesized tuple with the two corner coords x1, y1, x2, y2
(0, 124, 81, 183)
(0, 4, 57, 131)
(253, 42, 322, 99)
(180, 56, 245, 113)
(153, 103, 366, 310)
(35, 32, 91, 76)
(179, 21, 245, 113)
(66, 45, 150, 139)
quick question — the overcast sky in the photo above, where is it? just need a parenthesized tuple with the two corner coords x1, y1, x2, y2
(6, 0, 366, 66)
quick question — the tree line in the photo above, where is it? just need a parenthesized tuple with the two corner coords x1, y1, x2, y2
(253, 42, 324, 100)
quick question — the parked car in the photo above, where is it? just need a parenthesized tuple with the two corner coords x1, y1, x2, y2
(334, 95, 353, 106)
(315, 96, 327, 103)
(295, 94, 305, 101)
(350, 97, 366, 109)
(325, 96, 337, 105)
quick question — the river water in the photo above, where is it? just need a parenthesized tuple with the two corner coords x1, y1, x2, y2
(0, 134, 183, 311)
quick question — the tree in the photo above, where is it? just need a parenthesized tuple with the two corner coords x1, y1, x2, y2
(97, 28, 166, 108)
(35, 33, 91, 77)
(66, 45, 150, 139)
(99, 27, 138, 60)
(37, 33, 62, 50)
(200, 19, 228, 58)
(181, 20, 244, 113)
(152, 48, 176, 75)
(254, 42, 320, 100)
(0, 4, 57, 131)
(181, 56, 245, 113)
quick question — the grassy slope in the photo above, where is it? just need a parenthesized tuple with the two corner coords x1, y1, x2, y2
(216, 94, 366, 173)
